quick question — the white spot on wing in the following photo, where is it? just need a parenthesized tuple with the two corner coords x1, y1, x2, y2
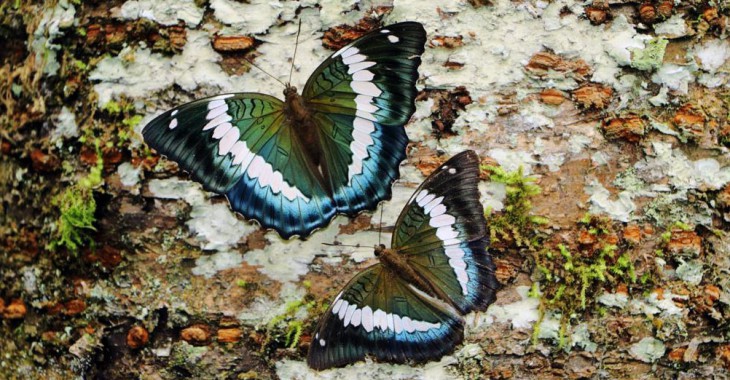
(347, 61, 376, 74)
(338, 300, 349, 320)
(423, 196, 444, 214)
(352, 70, 375, 81)
(206, 105, 228, 120)
(169, 118, 178, 129)
(343, 304, 356, 327)
(212, 122, 232, 139)
(430, 204, 447, 217)
(351, 309, 361, 327)
(356, 110, 377, 122)
(431, 214, 456, 228)
(417, 193, 436, 208)
(354, 95, 378, 113)
(351, 81, 382, 97)
(445, 246, 465, 259)
(333, 46, 359, 58)
(402, 316, 415, 333)
(393, 314, 403, 334)
(380, 29, 390, 33)
(361, 306, 374, 332)
(207, 99, 226, 110)
(203, 113, 232, 131)
(230, 141, 247, 160)
(388, 35, 399, 43)
(218, 127, 239, 155)
(373, 309, 387, 331)
(437, 227, 459, 241)
(343, 53, 367, 65)
(231, 142, 254, 166)
(332, 299, 343, 314)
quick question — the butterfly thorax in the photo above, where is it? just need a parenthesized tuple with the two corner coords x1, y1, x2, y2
(283, 85, 311, 124)
(375, 245, 443, 301)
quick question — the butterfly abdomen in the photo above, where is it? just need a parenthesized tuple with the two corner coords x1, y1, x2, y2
(377, 247, 447, 304)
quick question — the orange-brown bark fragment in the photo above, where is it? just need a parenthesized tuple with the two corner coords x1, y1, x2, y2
(539, 89, 565, 105)
(572, 84, 613, 109)
(602, 116, 645, 142)
(3, 299, 27, 319)
(127, 325, 149, 349)
(212, 35, 256, 52)
(181, 324, 211, 346)
(667, 229, 702, 256)
(217, 328, 243, 343)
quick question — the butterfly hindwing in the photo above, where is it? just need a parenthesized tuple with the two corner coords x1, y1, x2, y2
(394, 151, 498, 314)
(303, 22, 426, 214)
(142, 93, 335, 239)
(313, 112, 408, 214)
(307, 265, 463, 370)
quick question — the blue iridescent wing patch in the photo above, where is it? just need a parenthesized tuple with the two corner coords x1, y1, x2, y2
(307, 150, 498, 370)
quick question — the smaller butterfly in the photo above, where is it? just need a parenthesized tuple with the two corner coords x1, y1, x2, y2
(307, 150, 498, 370)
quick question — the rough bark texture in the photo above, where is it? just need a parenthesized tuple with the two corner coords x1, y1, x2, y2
(1, 0, 730, 379)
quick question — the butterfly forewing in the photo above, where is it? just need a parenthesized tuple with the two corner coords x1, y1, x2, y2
(143, 94, 281, 193)
(303, 22, 426, 214)
(307, 265, 463, 370)
(142, 93, 335, 239)
(393, 151, 498, 314)
(304, 22, 425, 125)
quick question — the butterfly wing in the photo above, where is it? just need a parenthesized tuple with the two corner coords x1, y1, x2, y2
(303, 22, 426, 214)
(307, 264, 463, 370)
(393, 150, 498, 314)
(142, 93, 335, 239)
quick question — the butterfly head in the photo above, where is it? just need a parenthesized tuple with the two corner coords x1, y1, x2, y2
(374, 244, 387, 257)
(283, 84, 298, 98)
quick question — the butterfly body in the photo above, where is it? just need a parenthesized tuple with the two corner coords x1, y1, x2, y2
(375, 244, 453, 308)
(281, 85, 331, 191)
(143, 22, 426, 239)
(307, 151, 498, 370)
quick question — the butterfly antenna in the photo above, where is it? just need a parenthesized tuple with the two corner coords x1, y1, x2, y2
(322, 242, 367, 249)
(378, 205, 384, 246)
(288, 19, 302, 85)
(242, 56, 287, 88)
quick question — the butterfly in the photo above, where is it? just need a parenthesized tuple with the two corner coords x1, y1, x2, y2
(142, 22, 427, 239)
(307, 150, 498, 370)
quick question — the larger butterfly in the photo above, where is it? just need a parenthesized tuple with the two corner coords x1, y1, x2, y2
(142, 22, 426, 239)
(307, 150, 498, 370)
